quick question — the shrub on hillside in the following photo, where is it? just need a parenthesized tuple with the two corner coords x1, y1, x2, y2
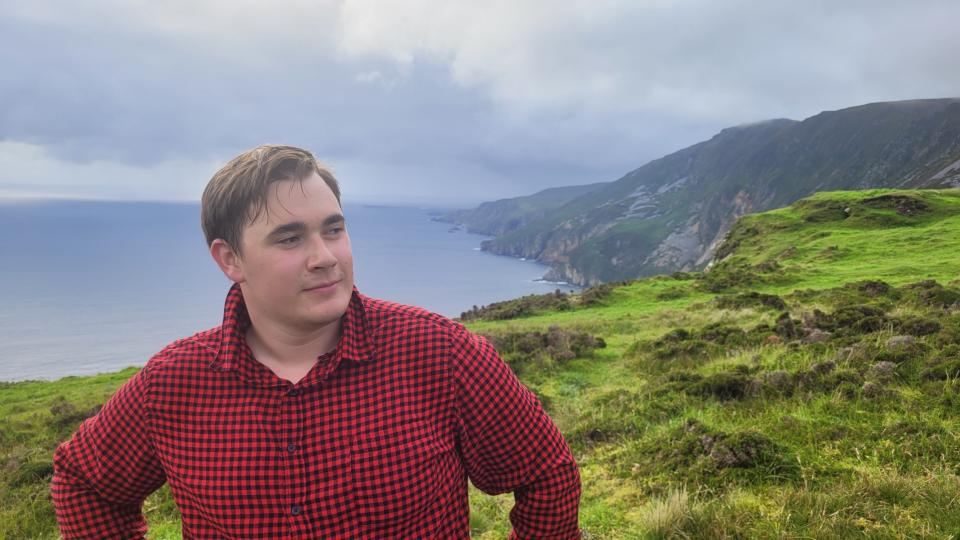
(685, 371, 753, 401)
(920, 359, 960, 381)
(751, 365, 863, 398)
(627, 419, 799, 494)
(655, 339, 718, 361)
(483, 326, 605, 373)
(903, 280, 960, 309)
(655, 286, 688, 301)
(715, 292, 787, 311)
(874, 336, 927, 365)
(861, 193, 931, 216)
(656, 328, 691, 343)
(849, 279, 893, 297)
(920, 346, 960, 380)
(810, 366, 862, 390)
(636, 324, 770, 371)
(699, 259, 784, 292)
(459, 289, 571, 320)
(790, 281, 899, 314)
(806, 304, 895, 337)
(655, 366, 758, 401)
(934, 315, 960, 346)
(762, 370, 794, 395)
(775, 313, 802, 340)
(697, 323, 751, 347)
(797, 199, 849, 222)
(580, 281, 629, 305)
(898, 317, 942, 336)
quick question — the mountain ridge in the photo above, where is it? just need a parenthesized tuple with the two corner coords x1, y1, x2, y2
(445, 98, 960, 285)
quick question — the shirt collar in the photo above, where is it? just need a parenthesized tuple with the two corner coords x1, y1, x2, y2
(209, 282, 374, 374)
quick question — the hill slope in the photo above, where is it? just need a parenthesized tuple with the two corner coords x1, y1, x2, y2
(3, 189, 960, 538)
(456, 98, 960, 286)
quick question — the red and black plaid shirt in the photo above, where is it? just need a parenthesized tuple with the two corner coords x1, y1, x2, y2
(52, 284, 581, 538)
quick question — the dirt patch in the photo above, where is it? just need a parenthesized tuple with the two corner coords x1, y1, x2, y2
(861, 194, 930, 216)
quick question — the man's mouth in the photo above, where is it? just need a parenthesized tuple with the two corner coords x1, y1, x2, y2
(304, 280, 340, 292)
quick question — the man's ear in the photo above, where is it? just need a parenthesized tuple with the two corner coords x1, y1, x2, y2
(209, 239, 245, 283)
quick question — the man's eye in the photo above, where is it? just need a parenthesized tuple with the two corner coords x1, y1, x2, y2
(326, 227, 344, 236)
(278, 236, 300, 245)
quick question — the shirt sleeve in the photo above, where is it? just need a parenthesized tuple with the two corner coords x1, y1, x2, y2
(450, 327, 581, 539)
(51, 365, 167, 539)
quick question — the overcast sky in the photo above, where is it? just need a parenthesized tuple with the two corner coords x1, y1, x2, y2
(2, 0, 959, 206)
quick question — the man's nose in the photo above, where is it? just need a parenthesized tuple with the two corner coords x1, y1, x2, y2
(306, 234, 337, 269)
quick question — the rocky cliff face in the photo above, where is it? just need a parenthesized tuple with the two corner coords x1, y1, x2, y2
(456, 98, 960, 286)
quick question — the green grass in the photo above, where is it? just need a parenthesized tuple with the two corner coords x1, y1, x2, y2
(4, 188, 960, 538)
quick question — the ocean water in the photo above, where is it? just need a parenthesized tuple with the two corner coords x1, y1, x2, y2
(0, 200, 576, 382)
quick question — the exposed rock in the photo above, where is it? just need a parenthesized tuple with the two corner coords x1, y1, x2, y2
(870, 361, 898, 380)
(803, 328, 832, 344)
(810, 360, 836, 375)
(886, 335, 917, 350)
(861, 381, 884, 398)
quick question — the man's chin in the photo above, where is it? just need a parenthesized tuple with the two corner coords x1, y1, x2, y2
(303, 291, 352, 323)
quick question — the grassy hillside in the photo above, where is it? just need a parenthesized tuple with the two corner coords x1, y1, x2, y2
(4, 189, 960, 538)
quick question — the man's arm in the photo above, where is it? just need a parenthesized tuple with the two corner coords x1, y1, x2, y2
(51, 366, 167, 539)
(450, 328, 581, 539)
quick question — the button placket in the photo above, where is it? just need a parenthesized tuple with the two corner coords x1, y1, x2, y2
(280, 386, 306, 529)
(283, 388, 302, 456)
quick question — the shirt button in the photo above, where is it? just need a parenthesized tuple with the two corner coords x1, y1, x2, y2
(290, 504, 301, 516)
(286, 443, 297, 453)
(288, 389, 299, 396)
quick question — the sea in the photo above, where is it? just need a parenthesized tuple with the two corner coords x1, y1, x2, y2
(0, 200, 577, 382)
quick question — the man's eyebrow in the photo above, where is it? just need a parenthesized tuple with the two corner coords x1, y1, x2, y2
(266, 222, 307, 239)
(266, 214, 346, 238)
(323, 213, 346, 227)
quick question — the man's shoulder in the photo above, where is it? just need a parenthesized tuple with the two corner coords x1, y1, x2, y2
(142, 325, 223, 375)
(359, 294, 469, 339)
(357, 294, 496, 372)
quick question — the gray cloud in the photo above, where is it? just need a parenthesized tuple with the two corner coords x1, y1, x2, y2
(2, 0, 959, 205)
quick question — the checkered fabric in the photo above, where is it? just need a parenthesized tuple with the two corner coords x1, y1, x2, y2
(52, 283, 581, 538)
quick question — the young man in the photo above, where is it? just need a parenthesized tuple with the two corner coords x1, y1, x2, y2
(51, 145, 581, 538)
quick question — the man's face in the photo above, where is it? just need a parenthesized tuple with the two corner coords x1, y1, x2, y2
(230, 172, 354, 334)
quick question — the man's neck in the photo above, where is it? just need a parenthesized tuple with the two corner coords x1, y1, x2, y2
(244, 315, 341, 381)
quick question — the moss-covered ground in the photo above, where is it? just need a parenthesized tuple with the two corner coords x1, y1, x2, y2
(3, 189, 960, 538)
